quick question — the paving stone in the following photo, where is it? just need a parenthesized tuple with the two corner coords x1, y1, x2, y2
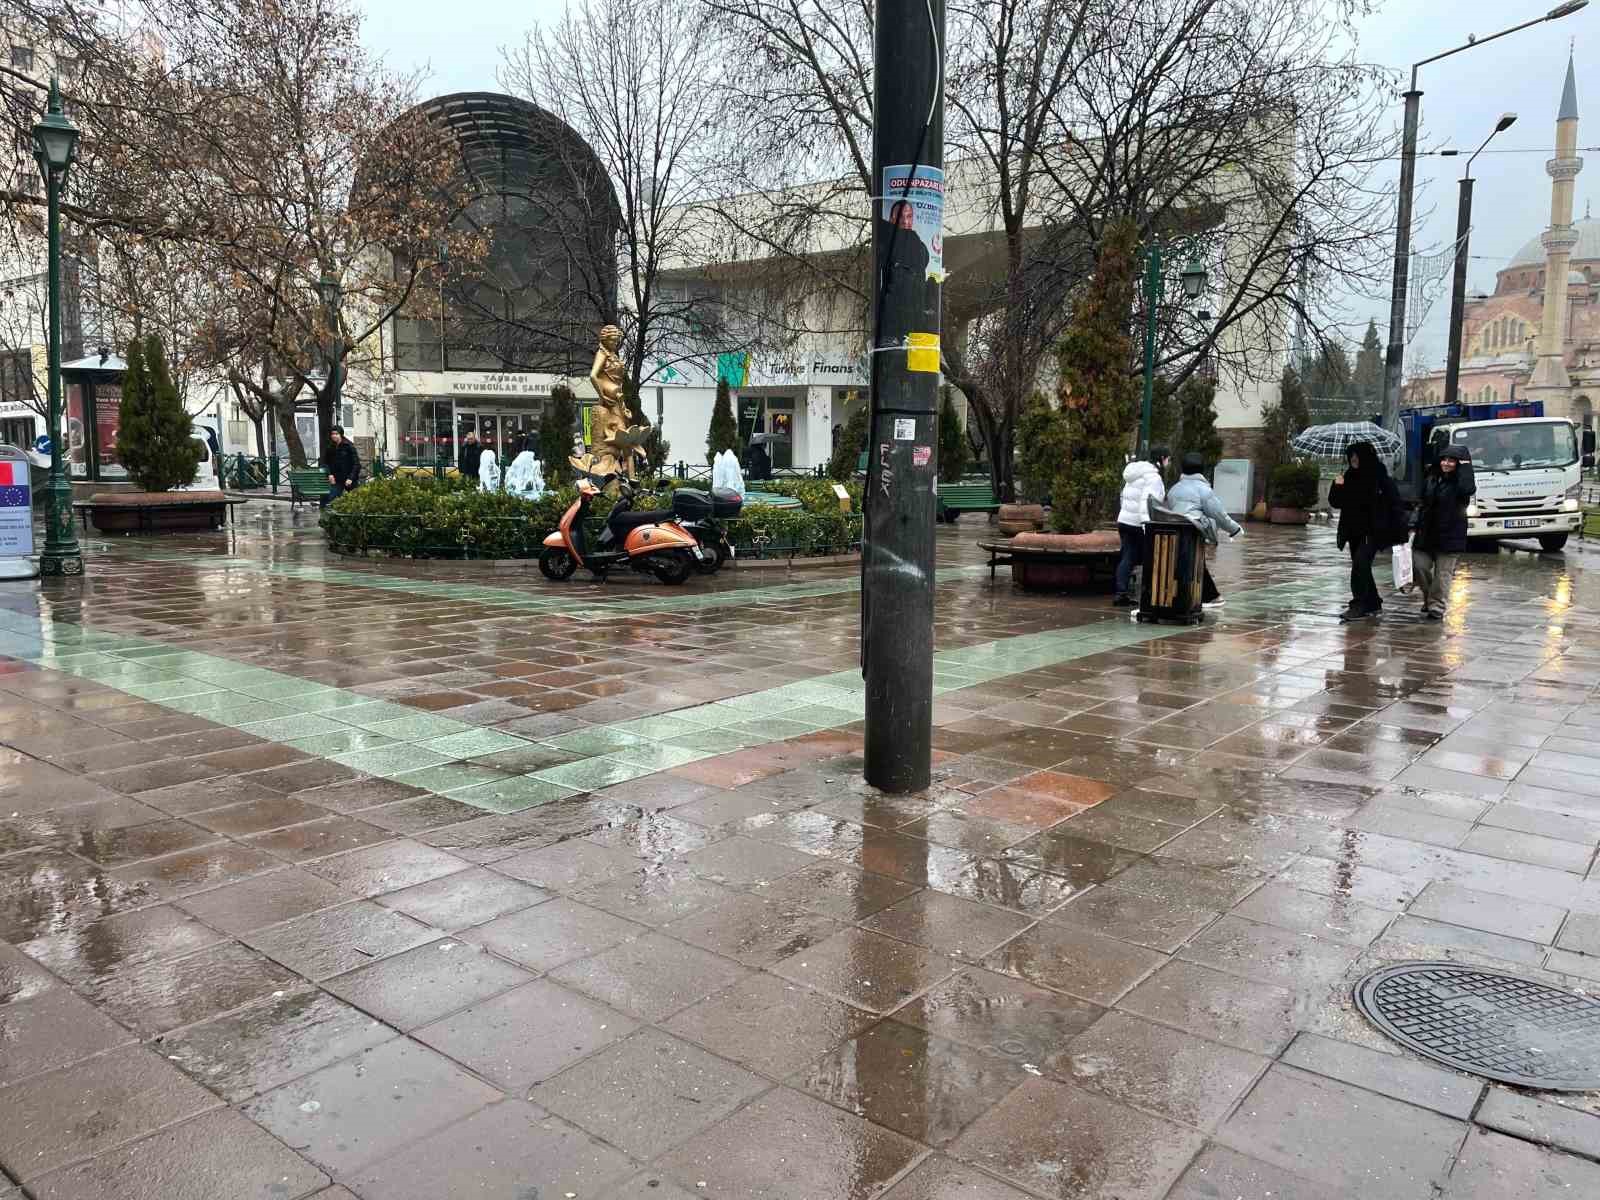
(663, 972, 878, 1078)
(415, 978, 637, 1091)
(244, 1039, 500, 1175)
(863, 890, 1034, 961)
(1443, 1127, 1600, 1199)
(302, 838, 469, 897)
(656, 1086, 923, 1199)
(174, 869, 349, 935)
(1229, 882, 1395, 948)
(772, 927, 958, 1013)
(346, 1100, 635, 1200)
(984, 922, 1165, 1005)
(1165, 1145, 1348, 1200)
(549, 931, 750, 1021)
(1555, 911, 1600, 956)
(324, 938, 533, 1029)
(23, 1108, 327, 1200)
(82, 939, 301, 1037)
(0, 986, 134, 1084)
(1409, 882, 1567, 943)
(1179, 915, 1363, 992)
(466, 898, 647, 972)
(1219, 1064, 1466, 1194)
(879, 1157, 1035, 1200)
(531, 1028, 768, 1159)
(1476, 1088, 1600, 1161)
(1281, 1032, 1482, 1119)
(244, 901, 436, 980)
(1117, 959, 1301, 1055)
(950, 1076, 1203, 1200)
(1044, 885, 1219, 952)
(0, 1045, 222, 1181)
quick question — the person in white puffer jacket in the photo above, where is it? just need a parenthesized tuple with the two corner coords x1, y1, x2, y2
(1113, 447, 1170, 606)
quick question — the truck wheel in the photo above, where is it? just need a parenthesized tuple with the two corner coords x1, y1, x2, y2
(1538, 533, 1569, 552)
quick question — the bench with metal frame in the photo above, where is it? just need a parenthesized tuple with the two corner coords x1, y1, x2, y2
(288, 468, 333, 507)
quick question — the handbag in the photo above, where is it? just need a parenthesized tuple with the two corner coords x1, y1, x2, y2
(1392, 538, 1415, 591)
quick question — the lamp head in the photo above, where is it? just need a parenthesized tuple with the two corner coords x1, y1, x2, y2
(1179, 254, 1208, 300)
(315, 273, 341, 311)
(1547, 2, 1588, 20)
(31, 76, 80, 185)
(1495, 112, 1518, 133)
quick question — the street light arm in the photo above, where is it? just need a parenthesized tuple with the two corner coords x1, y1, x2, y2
(1411, 4, 1589, 88)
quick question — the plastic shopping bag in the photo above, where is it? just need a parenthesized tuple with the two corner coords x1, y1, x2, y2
(1392, 539, 1415, 591)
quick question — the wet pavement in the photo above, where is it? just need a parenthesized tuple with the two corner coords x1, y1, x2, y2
(3, 502, 1600, 1197)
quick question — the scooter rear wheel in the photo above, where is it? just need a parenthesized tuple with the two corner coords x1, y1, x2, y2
(653, 551, 693, 585)
(539, 547, 577, 581)
(693, 538, 728, 574)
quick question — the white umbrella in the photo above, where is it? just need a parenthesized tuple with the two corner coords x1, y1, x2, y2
(1291, 421, 1403, 464)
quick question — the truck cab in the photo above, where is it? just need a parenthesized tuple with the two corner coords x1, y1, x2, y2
(1425, 416, 1583, 551)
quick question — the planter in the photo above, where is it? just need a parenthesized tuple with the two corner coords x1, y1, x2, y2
(87, 490, 231, 534)
(997, 502, 1046, 536)
(1268, 506, 1310, 525)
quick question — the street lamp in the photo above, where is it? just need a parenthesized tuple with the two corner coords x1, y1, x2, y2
(1380, 2, 1588, 430)
(1442, 113, 1518, 410)
(31, 76, 82, 579)
(316, 272, 342, 453)
(1139, 242, 1210, 458)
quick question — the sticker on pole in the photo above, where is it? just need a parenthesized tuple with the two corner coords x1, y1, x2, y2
(881, 165, 945, 283)
(893, 419, 916, 441)
(0, 449, 36, 558)
(913, 445, 932, 467)
(906, 332, 940, 374)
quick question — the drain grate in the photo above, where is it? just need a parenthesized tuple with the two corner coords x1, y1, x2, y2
(1354, 961, 1600, 1091)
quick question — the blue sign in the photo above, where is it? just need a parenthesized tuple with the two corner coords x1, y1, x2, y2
(33, 434, 51, 455)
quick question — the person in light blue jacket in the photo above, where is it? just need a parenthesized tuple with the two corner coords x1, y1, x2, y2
(1164, 452, 1243, 607)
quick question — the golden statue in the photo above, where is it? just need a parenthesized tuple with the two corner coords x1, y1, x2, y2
(570, 324, 651, 478)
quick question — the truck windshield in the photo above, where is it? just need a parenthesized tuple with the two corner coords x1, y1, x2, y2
(1459, 422, 1578, 470)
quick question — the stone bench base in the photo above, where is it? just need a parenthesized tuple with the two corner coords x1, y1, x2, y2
(79, 491, 240, 534)
(980, 531, 1121, 592)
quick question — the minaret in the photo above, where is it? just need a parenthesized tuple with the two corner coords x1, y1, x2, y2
(1527, 55, 1583, 414)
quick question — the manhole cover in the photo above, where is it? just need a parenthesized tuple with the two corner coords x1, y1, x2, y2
(1354, 961, 1600, 1091)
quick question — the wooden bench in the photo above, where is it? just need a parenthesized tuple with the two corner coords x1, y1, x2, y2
(978, 532, 1120, 591)
(288, 468, 333, 507)
(937, 480, 1000, 523)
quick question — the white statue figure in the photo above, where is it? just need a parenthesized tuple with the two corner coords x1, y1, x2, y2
(504, 451, 546, 500)
(477, 447, 502, 492)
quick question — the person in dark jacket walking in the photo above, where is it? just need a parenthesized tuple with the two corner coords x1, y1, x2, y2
(1412, 445, 1475, 620)
(458, 429, 481, 478)
(321, 425, 360, 508)
(1328, 440, 1404, 621)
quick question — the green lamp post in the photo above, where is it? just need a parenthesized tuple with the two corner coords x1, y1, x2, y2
(1138, 242, 1209, 459)
(32, 77, 83, 578)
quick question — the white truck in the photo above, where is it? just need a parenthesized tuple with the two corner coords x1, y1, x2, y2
(1422, 416, 1583, 551)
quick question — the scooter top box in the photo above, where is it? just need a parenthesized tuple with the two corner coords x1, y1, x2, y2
(672, 488, 744, 519)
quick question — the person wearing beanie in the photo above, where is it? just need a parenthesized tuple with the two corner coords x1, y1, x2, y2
(1164, 451, 1242, 608)
(1112, 446, 1172, 606)
(321, 425, 360, 508)
(1411, 445, 1475, 621)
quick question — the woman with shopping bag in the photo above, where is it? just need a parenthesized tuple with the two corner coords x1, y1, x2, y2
(1328, 441, 1408, 622)
(1411, 445, 1475, 621)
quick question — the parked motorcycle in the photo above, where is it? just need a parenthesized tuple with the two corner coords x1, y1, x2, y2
(670, 486, 744, 573)
(539, 474, 709, 584)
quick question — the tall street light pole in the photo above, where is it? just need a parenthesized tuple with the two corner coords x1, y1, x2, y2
(32, 77, 82, 580)
(1138, 244, 1209, 459)
(1381, 2, 1589, 431)
(1443, 113, 1519, 409)
(862, 0, 945, 793)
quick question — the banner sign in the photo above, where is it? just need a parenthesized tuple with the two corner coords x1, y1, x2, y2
(0, 450, 35, 557)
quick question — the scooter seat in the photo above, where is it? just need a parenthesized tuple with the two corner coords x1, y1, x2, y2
(608, 508, 672, 532)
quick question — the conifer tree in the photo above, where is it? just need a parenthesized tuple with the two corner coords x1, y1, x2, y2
(540, 384, 577, 486)
(706, 376, 738, 463)
(828, 402, 869, 482)
(118, 335, 202, 493)
(938, 387, 968, 483)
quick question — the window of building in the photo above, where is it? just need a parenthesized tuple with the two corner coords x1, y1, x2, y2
(0, 350, 33, 407)
(10, 45, 33, 71)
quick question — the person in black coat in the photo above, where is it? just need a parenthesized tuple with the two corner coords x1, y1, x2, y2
(1328, 440, 1404, 620)
(459, 429, 481, 478)
(1411, 445, 1475, 621)
(321, 425, 360, 507)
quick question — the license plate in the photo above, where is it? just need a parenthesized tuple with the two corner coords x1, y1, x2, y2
(1504, 518, 1542, 529)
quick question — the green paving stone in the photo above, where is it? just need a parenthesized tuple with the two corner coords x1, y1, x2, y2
(365, 714, 478, 741)
(728, 717, 823, 740)
(285, 729, 401, 757)
(660, 705, 744, 729)
(604, 742, 709, 771)
(117, 679, 225, 702)
(295, 690, 382, 713)
(420, 729, 533, 759)
(237, 713, 358, 742)
(231, 677, 336, 702)
(210, 701, 311, 728)
(662, 729, 760, 755)
(607, 715, 707, 741)
(544, 727, 648, 755)
(467, 744, 579, 773)
(445, 775, 579, 814)
(531, 756, 654, 792)
(330, 701, 429, 730)
(390, 762, 511, 794)
(331, 744, 453, 778)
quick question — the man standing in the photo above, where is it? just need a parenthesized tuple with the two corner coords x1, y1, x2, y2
(322, 425, 360, 508)
(459, 427, 480, 477)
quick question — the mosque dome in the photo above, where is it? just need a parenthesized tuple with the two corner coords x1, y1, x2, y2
(1508, 215, 1600, 268)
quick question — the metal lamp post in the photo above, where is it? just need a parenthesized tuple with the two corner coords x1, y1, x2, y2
(1442, 113, 1518, 408)
(316, 272, 343, 456)
(1380, 1, 1588, 430)
(1138, 244, 1209, 458)
(32, 77, 83, 579)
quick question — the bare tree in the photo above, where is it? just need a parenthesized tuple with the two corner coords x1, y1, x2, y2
(501, 0, 736, 407)
(706, 0, 1395, 500)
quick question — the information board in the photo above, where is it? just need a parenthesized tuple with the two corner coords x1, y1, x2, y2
(0, 447, 34, 558)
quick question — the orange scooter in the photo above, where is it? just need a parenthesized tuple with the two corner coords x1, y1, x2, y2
(539, 474, 708, 584)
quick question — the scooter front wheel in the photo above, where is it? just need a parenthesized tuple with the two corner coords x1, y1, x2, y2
(539, 547, 577, 581)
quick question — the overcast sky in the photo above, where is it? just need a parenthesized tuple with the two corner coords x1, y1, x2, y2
(355, 0, 1596, 369)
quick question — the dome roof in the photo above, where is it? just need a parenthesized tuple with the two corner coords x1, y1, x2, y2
(1508, 216, 1600, 267)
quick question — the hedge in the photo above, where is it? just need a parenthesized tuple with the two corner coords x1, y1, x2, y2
(320, 475, 862, 560)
